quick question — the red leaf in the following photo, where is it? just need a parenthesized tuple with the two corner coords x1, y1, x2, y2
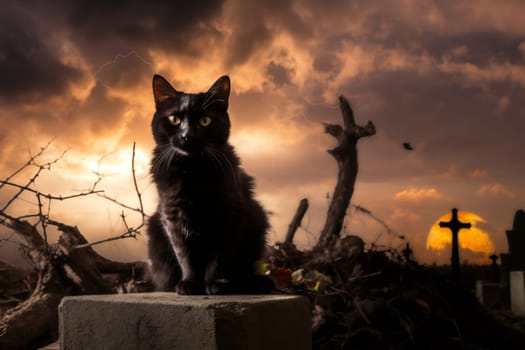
(269, 267, 293, 290)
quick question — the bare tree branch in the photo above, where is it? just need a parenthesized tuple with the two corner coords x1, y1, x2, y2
(0, 141, 151, 349)
(0, 141, 147, 257)
(285, 198, 309, 245)
(0, 140, 53, 193)
(96, 192, 143, 213)
(0, 180, 105, 203)
(132, 142, 145, 222)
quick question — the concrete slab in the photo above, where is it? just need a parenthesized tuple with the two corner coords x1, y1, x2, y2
(59, 293, 311, 350)
(38, 341, 60, 350)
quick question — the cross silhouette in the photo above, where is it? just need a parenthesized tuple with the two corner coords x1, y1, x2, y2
(439, 208, 471, 282)
(489, 254, 500, 282)
(402, 242, 413, 262)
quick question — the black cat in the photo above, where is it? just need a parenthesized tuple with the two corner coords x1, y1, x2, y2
(147, 74, 273, 295)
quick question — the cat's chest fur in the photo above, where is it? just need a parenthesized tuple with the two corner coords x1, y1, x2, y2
(156, 165, 239, 241)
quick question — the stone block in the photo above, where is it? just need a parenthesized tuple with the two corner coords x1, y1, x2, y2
(510, 271, 525, 316)
(475, 280, 505, 308)
(38, 341, 60, 350)
(59, 293, 311, 350)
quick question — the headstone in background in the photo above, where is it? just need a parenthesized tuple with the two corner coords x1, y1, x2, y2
(489, 254, 500, 283)
(503, 210, 525, 271)
(510, 271, 525, 316)
(501, 210, 525, 291)
(475, 254, 505, 309)
(476, 281, 505, 309)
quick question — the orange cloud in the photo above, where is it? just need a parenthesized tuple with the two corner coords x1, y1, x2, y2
(468, 168, 489, 178)
(394, 187, 443, 201)
(476, 182, 515, 198)
(389, 207, 422, 222)
(438, 59, 525, 88)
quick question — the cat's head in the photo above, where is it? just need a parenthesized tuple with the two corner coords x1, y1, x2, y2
(151, 75, 231, 157)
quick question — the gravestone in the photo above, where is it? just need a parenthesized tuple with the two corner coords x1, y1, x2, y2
(439, 208, 471, 282)
(489, 254, 500, 283)
(476, 280, 504, 309)
(501, 210, 525, 315)
(502, 210, 525, 271)
(511, 271, 525, 316)
(475, 255, 505, 309)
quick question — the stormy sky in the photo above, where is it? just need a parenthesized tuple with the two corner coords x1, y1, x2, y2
(1, 0, 524, 265)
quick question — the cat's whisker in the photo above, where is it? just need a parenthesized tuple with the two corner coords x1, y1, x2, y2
(203, 149, 221, 176)
(165, 147, 178, 176)
(172, 146, 189, 157)
(151, 145, 169, 177)
(219, 152, 239, 188)
(203, 147, 223, 176)
(206, 147, 238, 188)
(204, 147, 227, 181)
(151, 145, 182, 178)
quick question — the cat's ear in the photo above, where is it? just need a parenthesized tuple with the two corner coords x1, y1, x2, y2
(152, 74, 178, 106)
(207, 75, 230, 107)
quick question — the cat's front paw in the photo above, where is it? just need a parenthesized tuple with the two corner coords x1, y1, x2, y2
(206, 279, 233, 295)
(176, 280, 205, 295)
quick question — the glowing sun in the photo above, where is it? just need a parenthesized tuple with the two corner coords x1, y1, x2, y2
(426, 211, 495, 263)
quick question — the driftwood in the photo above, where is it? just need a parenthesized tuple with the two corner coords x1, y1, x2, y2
(0, 143, 149, 349)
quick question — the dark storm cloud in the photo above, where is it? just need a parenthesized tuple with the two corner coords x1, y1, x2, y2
(65, 0, 224, 60)
(422, 32, 525, 66)
(0, 9, 87, 103)
(313, 53, 342, 74)
(0, 0, 523, 265)
(339, 68, 525, 182)
(95, 52, 154, 90)
(359, 16, 525, 68)
(224, 0, 312, 66)
(266, 61, 293, 86)
(73, 84, 128, 136)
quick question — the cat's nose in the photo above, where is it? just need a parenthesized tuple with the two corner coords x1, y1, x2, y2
(179, 135, 197, 149)
(180, 134, 194, 144)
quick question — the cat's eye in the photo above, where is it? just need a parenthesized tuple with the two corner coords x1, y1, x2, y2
(167, 115, 181, 126)
(199, 116, 212, 127)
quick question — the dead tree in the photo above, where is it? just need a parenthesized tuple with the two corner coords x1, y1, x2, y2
(315, 96, 375, 250)
(0, 142, 148, 349)
(274, 97, 374, 268)
(284, 198, 309, 245)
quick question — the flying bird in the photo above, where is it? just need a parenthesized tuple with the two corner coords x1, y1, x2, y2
(402, 142, 414, 151)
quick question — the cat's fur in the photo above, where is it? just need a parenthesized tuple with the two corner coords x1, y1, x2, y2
(147, 74, 273, 295)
